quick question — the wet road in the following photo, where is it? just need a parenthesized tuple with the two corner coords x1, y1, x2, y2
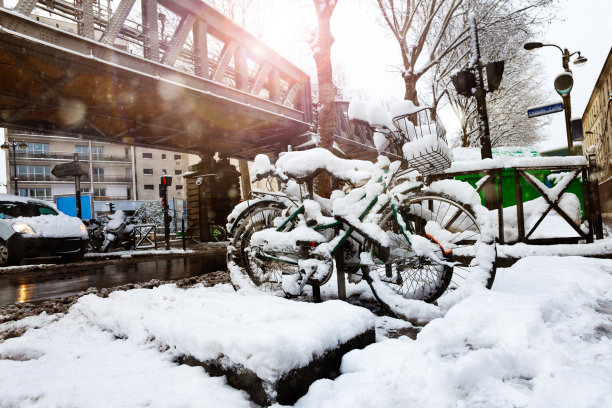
(0, 254, 226, 306)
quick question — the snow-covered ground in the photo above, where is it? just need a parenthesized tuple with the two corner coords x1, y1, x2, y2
(1, 256, 611, 407)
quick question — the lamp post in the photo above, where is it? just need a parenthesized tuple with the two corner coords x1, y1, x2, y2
(524, 42, 587, 156)
(1, 140, 28, 194)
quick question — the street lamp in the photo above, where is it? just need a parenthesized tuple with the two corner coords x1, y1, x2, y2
(1, 140, 28, 194)
(524, 42, 587, 155)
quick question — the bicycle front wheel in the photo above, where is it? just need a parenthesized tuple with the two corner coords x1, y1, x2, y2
(365, 191, 496, 318)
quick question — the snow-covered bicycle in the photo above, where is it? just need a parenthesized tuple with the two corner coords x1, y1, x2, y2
(226, 105, 496, 320)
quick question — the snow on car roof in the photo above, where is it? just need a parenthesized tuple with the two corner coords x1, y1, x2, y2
(0, 193, 57, 209)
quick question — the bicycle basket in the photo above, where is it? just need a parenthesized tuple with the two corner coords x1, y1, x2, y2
(392, 108, 451, 175)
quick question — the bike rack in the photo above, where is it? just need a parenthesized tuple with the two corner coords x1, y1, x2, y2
(134, 224, 157, 250)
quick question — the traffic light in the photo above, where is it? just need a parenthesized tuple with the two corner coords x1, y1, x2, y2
(451, 70, 476, 97)
(159, 176, 172, 250)
(108, 202, 115, 213)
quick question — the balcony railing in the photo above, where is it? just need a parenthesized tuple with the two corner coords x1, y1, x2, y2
(91, 154, 131, 162)
(13, 151, 131, 162)
(13, 174, 132, 183)
(92, 175, 132, 183)
(15, 151, 76, 160)
(15, 174, 92, 182)
(94, 196, 130, 201)
(14, 174, 52, 181)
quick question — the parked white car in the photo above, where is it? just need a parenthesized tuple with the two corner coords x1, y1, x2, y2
(0, 194, 88, 266)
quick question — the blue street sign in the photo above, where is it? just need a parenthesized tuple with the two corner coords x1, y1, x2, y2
(527, 102, 564, 118)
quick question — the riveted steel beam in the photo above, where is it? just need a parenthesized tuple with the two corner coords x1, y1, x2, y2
(212, 41, 237, 83)
(14, 0, 37, 15)
(193, 20, 208, 78)
(99, 0, 136, 45)
(251, 63, 271, 97)
(283, 82, 302, 107)
(77, 0, 95, 39)
(141, 0, 160, 62)
(161, 13, 196, 67)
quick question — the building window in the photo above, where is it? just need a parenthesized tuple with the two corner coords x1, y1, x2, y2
(162, 154, 166, 159)
(174, 154, 182, 160)
(16, 165, 50, 181)
(143, 168, 153, 175)
(174, 169, 182, 175)
(93, 188, 106, 198)
(17, 143, 49, 157)
(75, 145, 88, 158)
(18, 188, 52, 201)
(144, 184, 154, 190)
(126, 168, 132, 178)
(125, 147, 130, 158)
(127, 187, 132, 200)
(80, 188, 90, 194)
(92, 146, 104, 159)
(176, 185, 183, 190)
(92, 167, 105, 181)
(142, 152, 152, 159)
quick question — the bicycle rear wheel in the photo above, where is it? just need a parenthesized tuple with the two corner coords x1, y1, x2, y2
(228, 204, 296, 293)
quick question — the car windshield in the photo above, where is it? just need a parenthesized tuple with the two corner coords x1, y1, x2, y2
(0, 202, 58, 219)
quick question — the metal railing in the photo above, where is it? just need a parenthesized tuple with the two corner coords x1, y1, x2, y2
(14, 151, 131, 162)
(91, 154, 131, 162)
(93, 196, 130, 201)
(92, 175, 132, 183)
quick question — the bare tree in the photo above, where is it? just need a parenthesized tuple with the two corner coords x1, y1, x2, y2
(374, 0, 554, 106)
(421, 1, 553, 147)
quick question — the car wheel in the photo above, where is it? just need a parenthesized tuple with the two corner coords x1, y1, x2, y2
(0, 242, 18, 266)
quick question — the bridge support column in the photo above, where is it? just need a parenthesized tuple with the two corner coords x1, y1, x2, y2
(198, 154, 214, 242)
(238, 160, 251, 199)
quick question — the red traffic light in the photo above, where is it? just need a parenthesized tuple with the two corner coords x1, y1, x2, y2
(161, 175, 173, 186)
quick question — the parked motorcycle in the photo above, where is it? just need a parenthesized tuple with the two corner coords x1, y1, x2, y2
(83, 219, 105, 252)
(101, 210, 137, 253)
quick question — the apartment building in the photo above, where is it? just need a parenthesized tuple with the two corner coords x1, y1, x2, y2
(582, 47, 612, 213)
(134, 148, 190, 201)
(1, 129, 190, 206)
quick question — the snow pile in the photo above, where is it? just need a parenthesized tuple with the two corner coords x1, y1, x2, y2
(251, 225, 326, 248)
(497, 238, 612, 258)
(294, 256, 612, 407)
(11, 213, 87, 238)
(0, 303, 250, 407)
(347, 100, 393, 129)
(452, 146, 540, 162)
(402, 133, 451, 170)
(84, 248, 195, 259)
(445, 155, 587, 173)
(0, 284, 374, 405)
(390, 100, 422, 118)
(276, 148, 374, 184)
(251, 154, 278, 182)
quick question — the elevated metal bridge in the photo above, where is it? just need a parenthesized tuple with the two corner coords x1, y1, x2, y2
(0, 0, 313, 159)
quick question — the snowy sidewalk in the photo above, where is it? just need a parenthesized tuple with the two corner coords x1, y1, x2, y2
(1, 256, 612, 407)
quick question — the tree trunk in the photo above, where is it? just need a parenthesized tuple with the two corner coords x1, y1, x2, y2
(311, 0, 337, 198)
(403, 73, 418, 104)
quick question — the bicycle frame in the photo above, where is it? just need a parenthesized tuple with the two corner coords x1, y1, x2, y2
(252, 167, 423, 270)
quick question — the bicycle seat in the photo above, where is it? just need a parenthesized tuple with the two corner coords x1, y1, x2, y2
(275, 148, 374, 184)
